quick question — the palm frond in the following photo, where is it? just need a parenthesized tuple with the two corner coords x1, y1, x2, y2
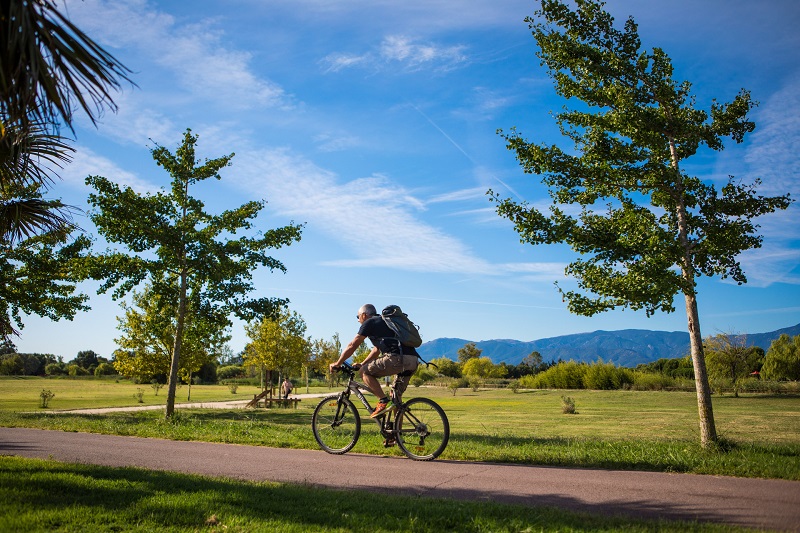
(0, 198, 79, 245)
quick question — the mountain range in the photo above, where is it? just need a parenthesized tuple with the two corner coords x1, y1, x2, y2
(416, 323, 800, 367)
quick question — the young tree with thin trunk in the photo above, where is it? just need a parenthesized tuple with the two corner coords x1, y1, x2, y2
(491, 0, 791, 446)
(87, 130, 303, 417)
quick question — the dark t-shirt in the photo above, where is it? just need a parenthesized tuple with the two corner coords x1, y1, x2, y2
(358, 316, 419, 356)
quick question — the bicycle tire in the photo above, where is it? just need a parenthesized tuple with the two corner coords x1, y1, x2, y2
(312, 395, 361, 454)
(394, 397, 449, 461)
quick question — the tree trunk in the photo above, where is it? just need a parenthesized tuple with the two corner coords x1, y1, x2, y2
(669, 137, 717, 447)
(165, 268, 188, 418)
(683, 291, 718, 446)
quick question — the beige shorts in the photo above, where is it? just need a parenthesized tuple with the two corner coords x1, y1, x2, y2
(363, 353, 418, 378)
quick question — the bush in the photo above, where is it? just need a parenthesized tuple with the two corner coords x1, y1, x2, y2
(94, 362, 117, 376)
(583, 361, 633, 390)
(217, 365, 245, 380)
(39, 389, 55, 408)
(134, 388, 145, 403)
(523, 361, 586, 389)
(67, 364, 89, 376)
(45, 363, 66, 376)
(561, 395, 577, 414)
(468, 377, 482, 392)
(410, 375, 425, 387)
(509, 380, 521, 393)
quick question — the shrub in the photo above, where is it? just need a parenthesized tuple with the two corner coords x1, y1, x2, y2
(227, 382, 239, 394)
(631, 371, 675, 391)
(509, 380, 521, 393)
(410, 375, 425, 387)
(67, 364, 89, 376)
(94, 362, 117, 376)
(526, 361, 586, 389)
(561, 395, 577, 414)
(468, 377, 481, 392)
(583, 361, 633, 390)
(134, 388, 145, 403)
(151, 381, 163, 395)
(39, 389, 55, 408)
(217, 365, 245, 380)
(45, 363, 66, 376)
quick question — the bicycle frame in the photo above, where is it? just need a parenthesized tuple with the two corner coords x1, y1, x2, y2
(336, 365, 398, 440)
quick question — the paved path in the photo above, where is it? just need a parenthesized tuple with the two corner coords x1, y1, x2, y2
(1, 427, 798, 531)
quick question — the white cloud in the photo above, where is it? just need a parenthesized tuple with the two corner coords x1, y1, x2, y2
(62, 147, 158, 195)
(60, 0, 292, 110)
(427, 187, 488, 204)
(736, 76, 800, 286)
(323, 35, 468, 73)
(233, 148, 558, 276)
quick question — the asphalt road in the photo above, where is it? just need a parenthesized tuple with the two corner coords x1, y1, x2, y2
(1, 427, 798, 531)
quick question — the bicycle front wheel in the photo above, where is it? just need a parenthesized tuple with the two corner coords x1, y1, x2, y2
(312, 395, 361, 454)
(395, 397, 449, 461)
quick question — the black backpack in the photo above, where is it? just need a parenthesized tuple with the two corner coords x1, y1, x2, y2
(380, 305, 422, 348)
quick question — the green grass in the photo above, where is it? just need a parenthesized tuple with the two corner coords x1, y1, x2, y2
(0, 376, 333, 410)
(0, 456, 750, 532)
(2, 381, 799, 480)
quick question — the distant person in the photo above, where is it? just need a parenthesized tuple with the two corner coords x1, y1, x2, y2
(281, 378, 293, 399)
(329, 303, 419, 418)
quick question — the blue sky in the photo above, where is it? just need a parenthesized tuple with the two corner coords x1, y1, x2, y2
(17, 0, 800, 360)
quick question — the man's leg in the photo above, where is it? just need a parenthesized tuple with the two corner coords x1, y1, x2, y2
(360, 370, 387, 400)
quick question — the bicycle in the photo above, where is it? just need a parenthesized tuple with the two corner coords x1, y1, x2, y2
(312, 361, 450, 461)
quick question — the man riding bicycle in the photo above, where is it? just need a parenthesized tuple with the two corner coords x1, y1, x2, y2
(329, 304, 419, 418)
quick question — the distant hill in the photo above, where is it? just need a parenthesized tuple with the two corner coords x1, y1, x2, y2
(416, 323, 800, 367)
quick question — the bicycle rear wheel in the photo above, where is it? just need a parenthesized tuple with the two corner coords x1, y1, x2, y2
(394, 397, 449, 461)
(312, 395, 361, 454)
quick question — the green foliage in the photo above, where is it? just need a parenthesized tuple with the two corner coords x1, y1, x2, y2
(244, 308, 308, 381)
(583, 360, 634, 390)
(457, 342, 482, 363)
(491, 0, 791, 447)
(73, 350, 99, 369)
(522, 360, 587, 389)
(217, 365, 245, 380)
(763, 334, 800, 381)
(85, 130, 303, 416)
(93, 363, 116, 377)
(0, 354, 24, 375)
(0, 193, 92, 339)
(67, 364, 89, 376)
(704, 334, 764, 396)
(45, 362, 66, 375)
(462, 356, 507, 379)
(430, 357, 461, 378)
(134, 388, 145, 403)
(38, 389, 54, 408)
(636, 356, 694, 379)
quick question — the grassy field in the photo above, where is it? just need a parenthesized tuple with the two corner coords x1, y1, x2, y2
(2, 377, 799, 480)
(0, 455, 751, 533)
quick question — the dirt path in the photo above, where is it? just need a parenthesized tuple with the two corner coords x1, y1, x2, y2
(1, 427, 798, 531)
(51, 393, 329, 414)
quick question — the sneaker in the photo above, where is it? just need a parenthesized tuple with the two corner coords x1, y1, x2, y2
(370, 399, 392, 418)
(383, 437, 396, 447)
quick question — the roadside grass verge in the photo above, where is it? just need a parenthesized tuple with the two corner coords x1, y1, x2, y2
(0, 456, 748, 533)
(2, 387, 798, 480)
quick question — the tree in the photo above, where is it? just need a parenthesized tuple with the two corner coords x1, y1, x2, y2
(704, 334, 763, 397)
(0, 182, 92, 340)
(73, 350, 100, 370)
(462, 357, 506, 379)
(113, 282, 229, 393)
(431, 357, 462, 378)
(491, 0, 792, 446)
(762, 334, 800, 381)
(457, 342, 482, 363)
(244, 308, 308, 391)
(86, 130, 302, 417)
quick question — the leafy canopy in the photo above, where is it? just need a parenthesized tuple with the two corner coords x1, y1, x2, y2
(492, 0, 792, 317)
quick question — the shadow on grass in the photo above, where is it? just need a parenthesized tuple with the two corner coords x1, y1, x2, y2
(0, 456, 742, 532)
